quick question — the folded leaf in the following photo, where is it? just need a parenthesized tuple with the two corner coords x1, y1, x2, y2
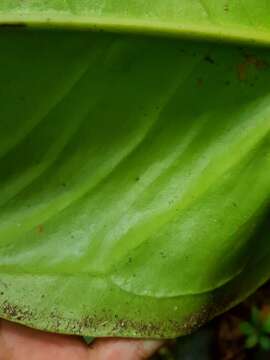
(1, 1, 270, 45)
(0, 1, 270, 338)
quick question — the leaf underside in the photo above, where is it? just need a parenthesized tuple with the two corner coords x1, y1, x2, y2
(0, 1, 270, 339)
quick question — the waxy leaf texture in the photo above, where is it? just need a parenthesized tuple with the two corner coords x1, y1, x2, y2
(0, 1, 269, 338)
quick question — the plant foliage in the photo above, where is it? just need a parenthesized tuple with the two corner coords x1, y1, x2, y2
(0, 1, 269, 338)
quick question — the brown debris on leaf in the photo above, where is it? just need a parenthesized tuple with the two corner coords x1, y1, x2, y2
(237, 54, 268, 81)
(245, 55, 269, 70)
(237, 63, 247, 81)
(197, 78, 204, 87)
(37, 224, 44, 234)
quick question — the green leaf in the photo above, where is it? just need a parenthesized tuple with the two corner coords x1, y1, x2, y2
(263, 317, 270, 334)
(245, 334, 259, 349)
(0, 2, 270, 339)
(240, 322, 256, 336)
(259, 336, 270, 351)
(252, 307, 263, 328)
(1, 1, 270, 46)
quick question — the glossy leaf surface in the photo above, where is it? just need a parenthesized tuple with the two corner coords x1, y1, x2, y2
(1, 1, 270, 45)
(0, 1, 270, 338)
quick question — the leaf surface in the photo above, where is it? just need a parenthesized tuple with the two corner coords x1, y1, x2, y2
(1, 1, 270, 45)
(0, 1, 270, 338)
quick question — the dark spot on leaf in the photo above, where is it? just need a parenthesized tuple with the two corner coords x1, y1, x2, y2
(237, 54, 268, 81)
(1, 301, 34, 322)
(245, 54, 269, 70)
(0, 289, 247, 338)
(37, 224, 44, 234)
(197, 78, 204, 87)
(237, 63, 247, 81)
(204, 56, 215, 64)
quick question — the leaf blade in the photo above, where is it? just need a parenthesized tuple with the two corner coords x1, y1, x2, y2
(1, 1, 270, 46)
(0, 28, 269, 338)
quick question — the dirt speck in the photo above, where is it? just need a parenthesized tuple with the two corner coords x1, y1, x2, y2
(237, 63, 247, 81)
(37, 224, 44, 234)
(237, 54, 268, 81)
(1, 301, 34, 322)
(197, 78, 204, 87)
(245, 54, 268, 70)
